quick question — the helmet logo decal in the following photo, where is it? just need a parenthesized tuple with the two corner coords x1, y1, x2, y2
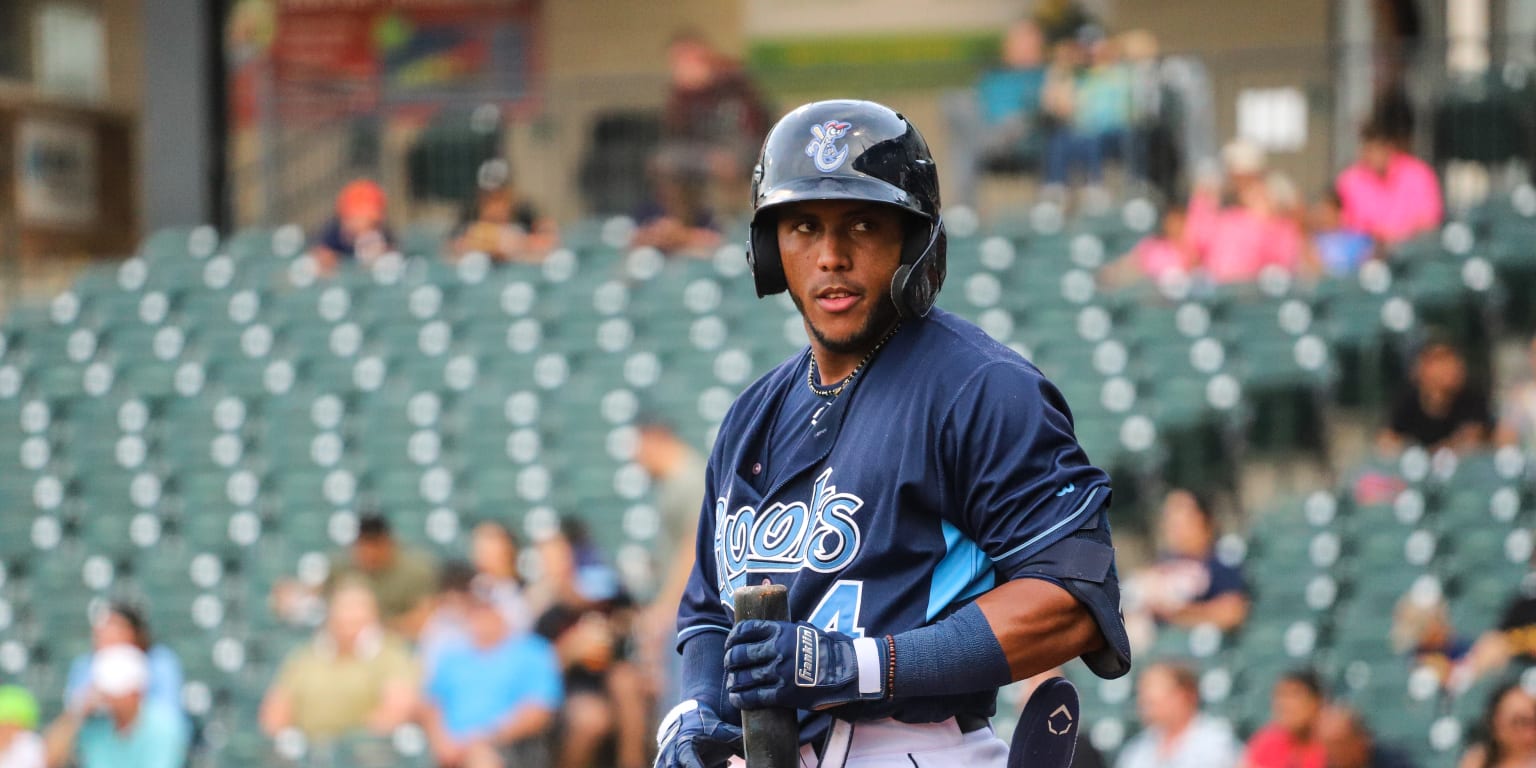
(805, 120, 852, 173)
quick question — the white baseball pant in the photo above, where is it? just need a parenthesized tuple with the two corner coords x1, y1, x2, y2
(727, 716, 1008, 768)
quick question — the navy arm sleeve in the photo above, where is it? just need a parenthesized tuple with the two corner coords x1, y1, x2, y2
(940, 361, 1130, 678)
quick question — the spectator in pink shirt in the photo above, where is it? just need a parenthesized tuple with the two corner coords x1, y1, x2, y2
(1335, 120, 1442, 245)
(1100, 206, 1195, 288)
(1184, 141, 1309, 284)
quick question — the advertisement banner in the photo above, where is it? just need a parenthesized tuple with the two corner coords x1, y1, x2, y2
(226, 0, 541, 125)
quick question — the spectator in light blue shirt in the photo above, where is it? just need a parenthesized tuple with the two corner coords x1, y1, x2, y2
(944, 17, 1050, 206)
(44, 646, 189, 768)
(421, 582, 562, 767)
(64, 603, 184, 720)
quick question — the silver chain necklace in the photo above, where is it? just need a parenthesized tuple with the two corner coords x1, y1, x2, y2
(805, 322, 902, 398)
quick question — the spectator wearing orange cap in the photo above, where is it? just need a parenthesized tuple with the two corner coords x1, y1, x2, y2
(311, 179, 394, 275)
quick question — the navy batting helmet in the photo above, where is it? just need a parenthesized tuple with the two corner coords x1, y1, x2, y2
(746, 100, 947, 319)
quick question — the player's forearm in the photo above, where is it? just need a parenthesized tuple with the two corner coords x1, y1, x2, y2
(975, 577, 1105, 681)
(868, 580, 1101, 703)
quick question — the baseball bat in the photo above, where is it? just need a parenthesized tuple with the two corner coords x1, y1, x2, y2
(732, 583, 799, 768)
(1008, 676, 1080, 768)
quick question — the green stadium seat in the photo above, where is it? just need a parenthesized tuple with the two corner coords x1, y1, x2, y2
(139, 226, 220, 263)
(224, 225, 305, 262)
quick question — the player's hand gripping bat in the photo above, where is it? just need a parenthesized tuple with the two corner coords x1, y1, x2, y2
(731, 584, 799, 768)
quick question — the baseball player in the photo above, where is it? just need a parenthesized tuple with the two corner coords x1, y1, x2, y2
(654, 100, 1132, 768)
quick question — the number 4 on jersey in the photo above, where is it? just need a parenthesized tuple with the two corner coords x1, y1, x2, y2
(807, 580, 866, 638)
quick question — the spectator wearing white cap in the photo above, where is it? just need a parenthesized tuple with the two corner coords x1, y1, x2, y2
(63, 602, 184, 719)
(43, 646, 189, 768)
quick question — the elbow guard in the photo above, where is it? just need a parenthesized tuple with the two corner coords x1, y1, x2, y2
(1014, 509, 1132, 679)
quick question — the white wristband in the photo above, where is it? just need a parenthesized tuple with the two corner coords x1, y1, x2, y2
(656, 698, 699, 746)
(853, 637, 882, 696)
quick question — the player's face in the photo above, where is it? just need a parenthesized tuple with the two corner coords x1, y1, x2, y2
(776, 200, 905, 358)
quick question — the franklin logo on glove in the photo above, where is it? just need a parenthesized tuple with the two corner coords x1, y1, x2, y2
(795, 625, 818, 686)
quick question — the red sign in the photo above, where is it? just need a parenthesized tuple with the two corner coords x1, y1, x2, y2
(229, 0, 541, 124)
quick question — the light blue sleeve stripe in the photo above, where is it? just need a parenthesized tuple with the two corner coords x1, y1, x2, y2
(989, 485, 1104, 565)
(676, 624, 730, 643)
(927, 519, 997, 622)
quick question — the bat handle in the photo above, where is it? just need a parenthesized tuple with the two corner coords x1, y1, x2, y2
(732, 584, 800, 768)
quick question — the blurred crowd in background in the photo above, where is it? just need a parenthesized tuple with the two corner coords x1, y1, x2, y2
(6, 1, 1536, 767)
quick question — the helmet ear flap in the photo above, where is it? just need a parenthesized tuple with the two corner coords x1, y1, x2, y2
(747, 220, 788, 297)
(890, 217, 947, 318)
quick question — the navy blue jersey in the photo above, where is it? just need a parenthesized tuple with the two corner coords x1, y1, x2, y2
(676, 309, 1113, 745)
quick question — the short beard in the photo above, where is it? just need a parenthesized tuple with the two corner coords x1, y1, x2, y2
(790, 287, 902, 357)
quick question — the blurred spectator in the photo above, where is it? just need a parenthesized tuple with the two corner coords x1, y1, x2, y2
(631, 171, 723, 258)
(1469, 559, 1536, 679)
(311, 179, 393, 274)
(534, 518, 626, 614)
(656, 29, 771, 216)
(43, 646, 189, 768)
(1378, 337, 1491, 454)
(1121, 29, 1183, 200)
(63, 603, 184, 719)
(419, 561, 485, 676)
(1099, 205, 1195, 288)
(323, 512, 439, 637)
(422, 582, 562, 768)
(1310, 188, 1377, 276)
(1391, 586, 1472, 688)
(533, 519, 649, 768)
(1043, 28, 1131, 197)
(633, 420, 707, 702)
(1335, 120, 1443, 246)
(1033, 0, 1095, 43)
(944, 17, 1049, 207)
(1316, 704, 1418, 768)
(1457, 683, 1536, 768)
(1127, 490, 1250, 648)
(1014, 670, 1108, 768)
(1041, 37, 1086, 195)
(0, 686, 43, 768)
(1185, 141, 1308, 283)
(1116, 662, 1241, 768)
(1244, 670, 1327, 768)
(468, 521, 534, 633)
(451, 172, 558, 263)
(259, 582, 418, 742)
(1495, 336, 1536, 459)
